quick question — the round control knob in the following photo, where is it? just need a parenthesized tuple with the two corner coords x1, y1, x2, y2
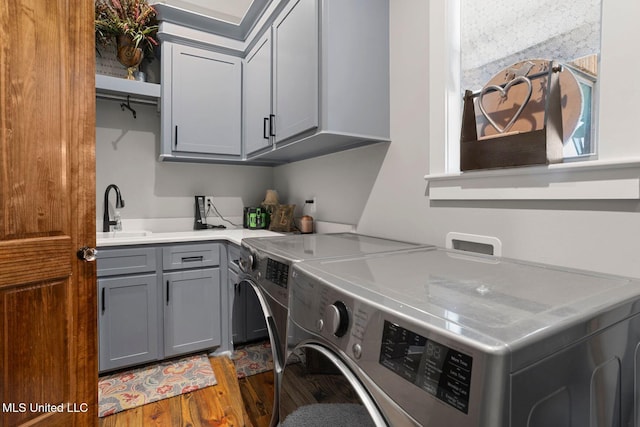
(326, 301, 349, 337)
(352, 343, 362, 359)
(240, 251, 258, 273)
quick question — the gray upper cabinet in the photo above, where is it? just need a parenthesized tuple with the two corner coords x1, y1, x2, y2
(272, 0, 318, 144)
(243, 32, 274, 157)
(154, 0, 390, 164)
(245, 0, 390, 163)
(160, 42, 242, 162)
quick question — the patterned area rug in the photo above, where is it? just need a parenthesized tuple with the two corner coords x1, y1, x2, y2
(98, 353, 217, 417)
(231, 341, 273, 378)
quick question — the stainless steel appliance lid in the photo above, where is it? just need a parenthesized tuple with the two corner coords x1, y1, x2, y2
(241, 233, 422, 261)
(294, 247, 640, 352)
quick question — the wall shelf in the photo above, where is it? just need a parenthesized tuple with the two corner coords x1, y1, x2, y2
(95, 74, 161, 105)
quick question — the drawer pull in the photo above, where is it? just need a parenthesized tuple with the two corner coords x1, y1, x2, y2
(181, 256, 204, 263)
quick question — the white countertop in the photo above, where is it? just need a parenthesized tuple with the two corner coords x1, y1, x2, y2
(96, 228, 283, 247)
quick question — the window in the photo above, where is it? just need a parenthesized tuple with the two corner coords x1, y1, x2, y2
(426, 0, 640, 201)
(461, 0, 601, 161)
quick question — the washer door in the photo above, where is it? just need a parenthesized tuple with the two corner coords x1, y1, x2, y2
(234, 279, 286, 427)
(279, 343, 387, 427)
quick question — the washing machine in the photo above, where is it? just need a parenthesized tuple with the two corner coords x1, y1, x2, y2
(236, 233, 423, 426)
(280, 246, 640, 426)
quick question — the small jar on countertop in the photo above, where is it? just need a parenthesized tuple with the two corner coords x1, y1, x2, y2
(300, 215, 314, 234)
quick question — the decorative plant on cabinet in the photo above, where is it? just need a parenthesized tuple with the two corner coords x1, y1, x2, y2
(95, 0, 159, 80)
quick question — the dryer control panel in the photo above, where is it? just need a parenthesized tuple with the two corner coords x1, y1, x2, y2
(379, 320, 473, 414)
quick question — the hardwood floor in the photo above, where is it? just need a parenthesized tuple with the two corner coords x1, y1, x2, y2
(99, 356, 262, 427)
(98, 353, 355, 427)
(238, 371, 275, 427)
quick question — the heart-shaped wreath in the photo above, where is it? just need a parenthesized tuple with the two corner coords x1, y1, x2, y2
(477, 75, 533, 134)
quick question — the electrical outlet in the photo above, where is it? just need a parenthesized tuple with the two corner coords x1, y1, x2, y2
(205, 196, 214, 212)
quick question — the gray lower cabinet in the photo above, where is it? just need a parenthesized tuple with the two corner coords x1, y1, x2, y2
(97, 246, 160, 372)
(232, 280, 267, 344)
(163, 268, 221, 357)
(229, 244, 267, 345)
(98, 274, 159, 372)
(98, 242, 226, 372)
(244, 282, 268, 342)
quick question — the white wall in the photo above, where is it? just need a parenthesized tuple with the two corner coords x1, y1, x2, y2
(273, 0, 640, 278)
(96, 99, 273, 226)
(272, 142, 390, 223)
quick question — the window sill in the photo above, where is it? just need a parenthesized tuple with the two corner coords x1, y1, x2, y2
(424, 159, 640, 200)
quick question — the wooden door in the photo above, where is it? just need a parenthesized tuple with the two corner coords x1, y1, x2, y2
(0, 1, 96, 426)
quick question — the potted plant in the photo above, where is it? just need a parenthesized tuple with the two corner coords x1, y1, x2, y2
(95, 0, 159, 80)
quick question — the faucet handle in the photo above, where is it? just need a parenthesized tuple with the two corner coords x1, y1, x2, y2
(114, 211, 122, 231)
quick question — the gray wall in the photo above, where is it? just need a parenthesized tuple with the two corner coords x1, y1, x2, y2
(96, 99, 273, 223)
(273, 1, 640, 278)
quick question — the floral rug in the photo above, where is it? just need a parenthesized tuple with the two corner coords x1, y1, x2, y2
(231, 341, 302, 378)
(98, 353, 217, 417)
(231, 341, 274, 379)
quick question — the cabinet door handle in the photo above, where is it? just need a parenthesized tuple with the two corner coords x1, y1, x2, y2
(181, 256, 204, 263)
(101, 287, 106, 313)
(263, 117, 269, 139)
(269, 114, 276, 137)
(174, 125, 179, 148)
(166, 280, 170, 305)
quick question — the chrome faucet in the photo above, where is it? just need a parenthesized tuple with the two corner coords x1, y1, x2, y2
(103, 184, 125, 232)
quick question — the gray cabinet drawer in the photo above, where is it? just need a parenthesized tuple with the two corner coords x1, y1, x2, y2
(97, 247, 157, 277)
(162, 243, 221, 271)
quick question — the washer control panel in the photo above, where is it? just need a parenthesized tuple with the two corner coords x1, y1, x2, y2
(266, 258, 289, 289)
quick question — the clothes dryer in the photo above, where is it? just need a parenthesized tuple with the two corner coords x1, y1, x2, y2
(280, 247, 640, 426)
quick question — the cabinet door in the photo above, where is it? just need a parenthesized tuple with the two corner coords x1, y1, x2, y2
(273, 0, 318, 143)
(99, 274, 159, 372)
(164, 268, 222, 357)
(244, 32, 273, 156)
(244, 283, 268, 342)
(230, 270, 246, 344)
(171, 44, 241, 155)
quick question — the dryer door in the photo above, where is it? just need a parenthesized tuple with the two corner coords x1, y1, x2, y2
(279, 343, 387, 427)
